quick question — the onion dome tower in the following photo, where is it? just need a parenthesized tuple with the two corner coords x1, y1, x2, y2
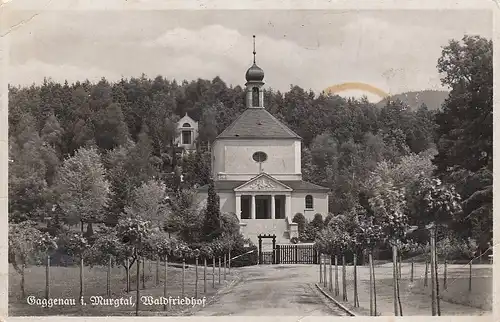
(245, 35, 265, 108)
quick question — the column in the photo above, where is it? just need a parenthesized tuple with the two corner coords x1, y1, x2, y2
(251, 195, 256, 219)
(235, 194, 241, 220)
(286, 194, 292, 221)
(271, 195, 276, 219)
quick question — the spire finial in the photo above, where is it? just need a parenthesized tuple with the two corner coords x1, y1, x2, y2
(253, 35, 256, 64)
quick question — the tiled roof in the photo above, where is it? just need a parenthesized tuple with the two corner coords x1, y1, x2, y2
(216, 108, 301, 140)
(197, 180, 329, 192)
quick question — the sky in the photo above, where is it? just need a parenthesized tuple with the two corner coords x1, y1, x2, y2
(6, 9, 492, 102)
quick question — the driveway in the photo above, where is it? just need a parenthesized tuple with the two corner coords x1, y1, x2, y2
(194, 264, 346, 316)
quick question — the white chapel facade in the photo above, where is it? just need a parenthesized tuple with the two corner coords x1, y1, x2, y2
(197, 38, 329, 244)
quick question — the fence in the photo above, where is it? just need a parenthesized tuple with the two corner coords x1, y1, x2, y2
(9, 253, 237, 316)
(276, 244, 317, 264)
(315, 252, 492, 316)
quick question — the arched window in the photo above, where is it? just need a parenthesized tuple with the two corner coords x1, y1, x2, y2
(305, 195, 314, 209)
(182, 123, 191, 127)
(252, 87, 259, 107)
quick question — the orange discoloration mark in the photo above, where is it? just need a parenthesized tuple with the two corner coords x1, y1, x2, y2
(323, 82, 390, 99)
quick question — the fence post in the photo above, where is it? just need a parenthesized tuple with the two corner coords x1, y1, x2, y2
(79, 256, 84, 305)
(142, 259, 145, 289)
(323, 254, 327, 287)
(107, 256, 111, 296)
(204, 258, 207, 293)
(212, 257, 216, 288)
(411, 260, 414, 282)
(354, 254, 359, 308)
(218, 257, 221, 284)
(163, 255, 168, 311)
(424, 260, 429, 287)
(276, 244, 280, 264)
(329, 255, 333, 292)
(342, 253, 347, 301)
(443, 259, 447, 290)
(319, 254, 323, 283)
(45, 255, 50, 300)
(369, 251, 373, 316)
(229, 250, 231, 273)
(223, 254, 227, 280)
(295, 245, 298, 264)
(126, 258, 130, 293)
(182, 259, 185, 297)
(392, 244, 399, 316)
(430, 230, 437, 316)
(156, 256, 160, 286)
(469, 260, 472, 291)
(195, 257, 199, 298)
(334, 255, 339, 296)
(135, 256, 140, 316)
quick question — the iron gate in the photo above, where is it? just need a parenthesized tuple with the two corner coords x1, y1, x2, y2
(257, 234, 318, 264)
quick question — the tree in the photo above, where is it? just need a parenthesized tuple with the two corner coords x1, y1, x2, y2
(202, 180, 222, 242)
(435, 35, 492, 173)
(55, 146, 110, 234)
(123, 180, 169, 229)
(165, 188, 203, 242)
(94, 103, 130, 150)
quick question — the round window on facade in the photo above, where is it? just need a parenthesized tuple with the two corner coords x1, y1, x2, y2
(252, 151, 267, 162)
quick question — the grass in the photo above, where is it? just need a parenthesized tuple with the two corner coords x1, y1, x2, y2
(9, 260, 235, 316)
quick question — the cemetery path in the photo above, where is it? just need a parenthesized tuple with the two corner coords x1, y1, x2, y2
(194, 264, 347, 316)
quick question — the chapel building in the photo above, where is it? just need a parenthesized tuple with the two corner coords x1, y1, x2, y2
(197, 38, 329, 244)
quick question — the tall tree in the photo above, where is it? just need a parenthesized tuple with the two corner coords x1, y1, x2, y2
(55, 146, 110, 234)
(202, 180, 222, 242)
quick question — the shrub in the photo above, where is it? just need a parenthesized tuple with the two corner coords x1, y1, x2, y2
(290, 237, 299, 244)
(292, 213, 306, 234)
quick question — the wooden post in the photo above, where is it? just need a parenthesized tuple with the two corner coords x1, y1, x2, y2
(342, 254, 347, 301)
(392, 244, 398, 316)
(435, 252, 441, 316)
(142, 259, 145, 289)
(430, 229, 437, 316)
(469, 260, 472, 291)
(195, 257, 199, 297)
(424, 260, 429, 287)
(156, 257, 160, 286)
(371, 251, 378, 316)
(135, 257, 140, 316)
(163, 256, 168, 311)
(323, 254, 327, 287)
(411, 260, 414, 282)
(212, 257, 216, 288)
(218, 257, 221, 284)
(21, 263, 26, 299)
(334, 255, 339, 296)
(319, 254, 323, 283)
(354, 254, 359, 308)
(204, 258, 207, 293)
(79, 256, 84, 304)
(443, 259, 447, 290)
(45, 255, 50, 300)
(107, 256, 112, 296)
(329, 255, 333, 292)
(126, 258, 130, 293)
(228, 251, 231, 273)
(369, 251, 373, 316)
(182, 259, 185, 297)
(223, 254, 227, 280)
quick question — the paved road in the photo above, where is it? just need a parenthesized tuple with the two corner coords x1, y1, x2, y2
(194, 264, 347, 316)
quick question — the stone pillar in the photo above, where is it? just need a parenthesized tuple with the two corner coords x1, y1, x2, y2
(235, 194, 241, 220)
(271, 195, 276, 219)
(251, 195, 256, 219)
(286, 194, 292, 221)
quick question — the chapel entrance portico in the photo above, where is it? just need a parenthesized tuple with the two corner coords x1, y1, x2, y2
(234, 173, 293, 221)
(238, 194, 287, 219)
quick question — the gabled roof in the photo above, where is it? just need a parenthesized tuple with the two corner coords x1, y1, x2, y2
(216, 108, 301, 140)
(234, 173, 292, 192)
(197, 178, 329, 192)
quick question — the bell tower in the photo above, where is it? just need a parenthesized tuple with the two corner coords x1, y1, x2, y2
(245, 35, 265, 109)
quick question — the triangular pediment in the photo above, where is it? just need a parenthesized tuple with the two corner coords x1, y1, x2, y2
(234, 173, 292, 192)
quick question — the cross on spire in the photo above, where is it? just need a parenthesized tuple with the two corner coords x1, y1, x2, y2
(253, 35, 256, 63)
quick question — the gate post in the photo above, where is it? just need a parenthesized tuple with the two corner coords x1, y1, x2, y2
(272, 236, 276, 264)
(276, 245, 280, 264)
(313, 246, 318, 264)
(258, 235, 263, 264)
